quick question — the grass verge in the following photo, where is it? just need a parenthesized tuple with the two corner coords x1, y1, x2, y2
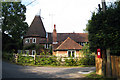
(84, 71, 117, 80)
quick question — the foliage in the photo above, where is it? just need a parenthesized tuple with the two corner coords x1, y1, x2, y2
(2, 52, 15, 62)
(87, 1, 120, 55)
(2, 2, 28, 52)
(64, 55, 95, 66)
(23, 44, 47, 55)
(35, 56, 60, 66)
(17, 53, 34, 65)
(23, 44, 36, 50)
(80, 43, 92, 56)
(4, 52, 95, 66)
(64, 58, 77, 66)
(77, 55, 95, 65)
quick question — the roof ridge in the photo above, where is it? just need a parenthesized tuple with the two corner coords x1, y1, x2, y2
(56, 37, 70, 49)
(56, 37, 82, 50)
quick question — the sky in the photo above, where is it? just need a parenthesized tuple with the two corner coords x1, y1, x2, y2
(21, 0, 116, 33)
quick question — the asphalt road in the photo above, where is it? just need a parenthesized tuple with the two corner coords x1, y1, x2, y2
(2, 61, 95, 78)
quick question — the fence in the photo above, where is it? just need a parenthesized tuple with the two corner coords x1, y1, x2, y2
(111, 56, 120, 77)
(14, 54, 53, 63)
(96, 55, 120, 77)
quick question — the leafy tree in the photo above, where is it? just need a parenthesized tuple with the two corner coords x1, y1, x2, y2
(87, 1, 120, 55)
(2, 2, 28, 52)
(81, 43, 92, 56)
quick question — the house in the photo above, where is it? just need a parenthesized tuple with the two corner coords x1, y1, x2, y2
(23, 15, 88, 57)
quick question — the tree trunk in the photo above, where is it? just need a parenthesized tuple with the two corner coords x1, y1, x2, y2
(106, 48, 112, 77)
(102, 49, 107, 76)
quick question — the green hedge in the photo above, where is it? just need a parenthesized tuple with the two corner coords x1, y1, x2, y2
(18, 56, 34, 65)
(3, 52, 95, 66)
(65, 55, 95, 66)
(35, 56, 60, 66)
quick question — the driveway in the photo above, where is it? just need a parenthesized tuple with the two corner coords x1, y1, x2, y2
(2, 61, 95, 78)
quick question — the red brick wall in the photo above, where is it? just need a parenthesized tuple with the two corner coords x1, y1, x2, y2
(23, 37, 41, 46)
(53, 50, 83, 57)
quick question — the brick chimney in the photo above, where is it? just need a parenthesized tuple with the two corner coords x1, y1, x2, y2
(53, 24, 57, 44)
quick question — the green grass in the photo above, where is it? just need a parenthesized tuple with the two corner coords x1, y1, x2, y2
(84, 71, 117, 80)
(85, 71, 104, 78)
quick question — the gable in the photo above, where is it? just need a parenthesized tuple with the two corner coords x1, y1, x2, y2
(55, 37, 83, 50)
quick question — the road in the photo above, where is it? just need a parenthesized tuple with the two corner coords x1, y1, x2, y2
(2, 61, 95, 78)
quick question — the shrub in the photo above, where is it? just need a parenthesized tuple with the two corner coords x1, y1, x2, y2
(2, 52, 14, 62)
(77, 55, 95, 65)
(64, 58, 77, 66)
(17, 53, 34, 65)
(35, 56, 60, 66)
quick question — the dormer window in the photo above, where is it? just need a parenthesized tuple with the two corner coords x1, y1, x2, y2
(25, 38, 30, 43)
(32, 38, 36, 43)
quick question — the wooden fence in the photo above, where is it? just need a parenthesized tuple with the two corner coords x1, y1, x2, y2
(96, 55, 120, 77)
(111, 56, 120, 77)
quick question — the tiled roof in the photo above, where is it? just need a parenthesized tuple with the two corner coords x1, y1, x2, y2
(47, 33, 88, 43)
(24, 16, 46, 38)
(55, 37, 83, 50)
(57, 33, 88, 42)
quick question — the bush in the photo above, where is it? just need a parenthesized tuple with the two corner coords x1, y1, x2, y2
(35, 56, 60, 66)
(17, 53, 34, 65)
(5, 52, 95, 66)
(77, 55, 95, 65)
(2, 52, 14, 62)
(65, 58, 77, 66)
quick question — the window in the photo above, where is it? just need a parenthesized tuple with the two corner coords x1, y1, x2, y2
(25, 50, 29, 54)
(46, 44, 49, 49)
(67, 50, 76, 57)
(44, 44, 49, 49)
(72, 51, 74, 57)
(32, 38, 36, 43)
(68, 51, 71, 57)
(32, 50, 36, 55)
(25, 38, 30, 43)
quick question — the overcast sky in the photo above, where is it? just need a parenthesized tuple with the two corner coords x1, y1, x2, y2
(21, 0, 116, 33)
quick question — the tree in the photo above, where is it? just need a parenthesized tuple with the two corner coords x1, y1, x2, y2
(2, 2, 28, 52)
(81, 43, 92, 56)
(87, 1, 120, 77)
(87, 1, 120, 55)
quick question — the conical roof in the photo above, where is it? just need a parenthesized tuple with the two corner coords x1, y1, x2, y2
(56, 37, 83, 50)
(25, 15, 46, 38)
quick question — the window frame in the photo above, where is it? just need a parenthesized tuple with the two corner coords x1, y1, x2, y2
(32, 38, 36, 43)
(25, 38, 30, 43)
(32, 50, 36, 55)
(67, 50, 76, 57)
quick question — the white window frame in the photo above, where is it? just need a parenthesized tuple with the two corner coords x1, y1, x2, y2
(32, 38, 36, 43)
(46, 44, 49, 49)
(44, 44, 46, 48)
(67, 50, 76, 57)
(25, 38, 30, 43)
(32, 50, 36, 55)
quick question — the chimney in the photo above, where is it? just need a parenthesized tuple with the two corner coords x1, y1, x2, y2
(102, 0, 106, 12)
(53, 24, 57, 44)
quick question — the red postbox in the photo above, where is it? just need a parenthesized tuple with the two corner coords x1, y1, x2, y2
(97, 49, 101, 58)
